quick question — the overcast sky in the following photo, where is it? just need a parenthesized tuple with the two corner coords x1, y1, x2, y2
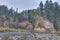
(0, 0, 60, 12)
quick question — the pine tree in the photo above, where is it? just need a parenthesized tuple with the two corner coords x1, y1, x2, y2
(39, 1, 44, 17)
(44, 0, 50, 19)
(8, 7, 14, 17)
(13, 8, 18, 22)
(48, 0, 54, 22)
(53, 2, 60, 31)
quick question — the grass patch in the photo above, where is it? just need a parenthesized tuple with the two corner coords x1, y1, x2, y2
(0, 27, 29, 32)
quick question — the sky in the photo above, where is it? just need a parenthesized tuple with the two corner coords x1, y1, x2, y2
(0, 0, 60, 12)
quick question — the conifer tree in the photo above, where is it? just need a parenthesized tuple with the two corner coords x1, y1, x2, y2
(39, 1, 44, 17)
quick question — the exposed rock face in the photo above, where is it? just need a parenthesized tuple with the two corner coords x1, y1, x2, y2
(19, 21, 29, 27)
(18, 16, 55, 33)
(19, 20, 33, 30)
(3, 20, 10, 27)
(34, 16, 55, 33)
(34, 28, 46, 33)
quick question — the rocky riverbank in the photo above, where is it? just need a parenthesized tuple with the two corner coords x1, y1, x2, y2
(0, 32, 59, 40)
